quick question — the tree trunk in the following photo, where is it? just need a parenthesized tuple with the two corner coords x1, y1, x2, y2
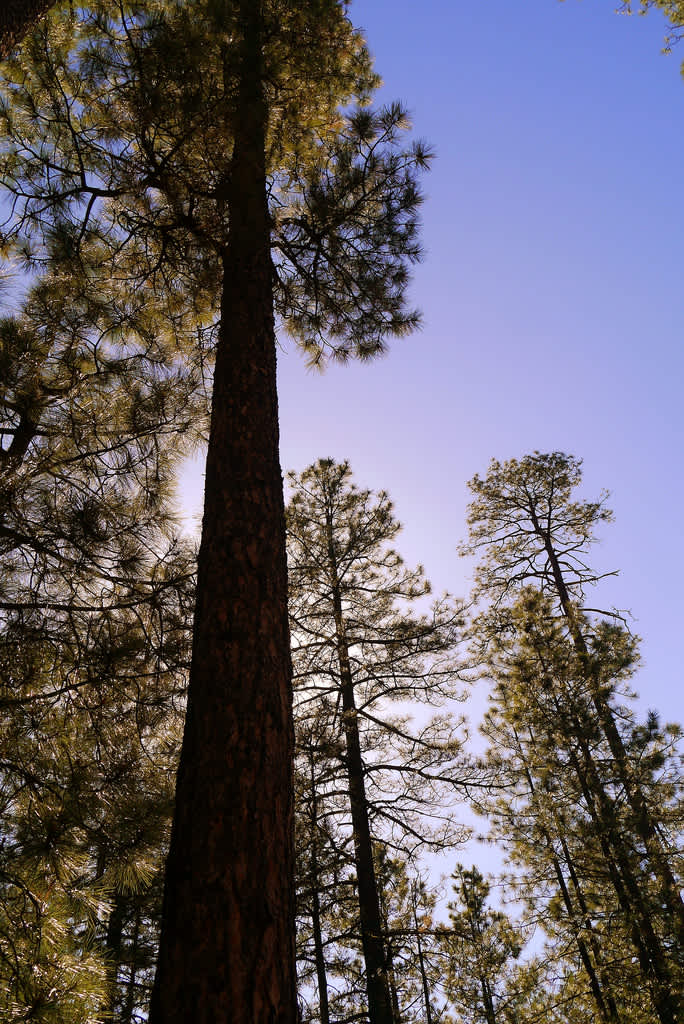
(534, 513, 684, 943)
(325, 511, 395, 1024)
(0, 0, 57, 59)
(518, 580, 679, 1022)
(148, 3, 295, 1022)
(103, 891, 126, 1021)
(379, 886, 402, 1024)
(308, 749, 331, 1024)
(387, 949, 402, 1024)
(123, 908, 141, 1024)
(555, 828, 623, 1024)
(560, 706, 679, 1024)
(411, 886, 433, 1024)
(479, 975, 497, 1024)
(516, 732, 620, 1024)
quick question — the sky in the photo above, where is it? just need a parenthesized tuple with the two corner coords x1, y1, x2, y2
(180, 0, 684, 738)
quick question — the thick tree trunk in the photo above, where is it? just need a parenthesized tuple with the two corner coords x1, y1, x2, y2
(148, 4, 296, 1022)
(0, 0, 57, 59)
(325, 511, 395, 1024)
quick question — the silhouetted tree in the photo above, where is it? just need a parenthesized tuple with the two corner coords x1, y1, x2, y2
(288, 459, 465, 1024)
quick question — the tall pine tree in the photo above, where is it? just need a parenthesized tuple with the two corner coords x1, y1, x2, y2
(463, 453, 683, 1024)
(287, 459, 466, 1024)
(0, 5, 431, 1019)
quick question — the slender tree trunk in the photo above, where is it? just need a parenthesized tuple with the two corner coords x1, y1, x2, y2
(559, 704, 679, 1024)
(308, 750, 331, 1024)
(515, 733, 620, 1024)
(386, 941, 402, 1024)
(548, 844, 614, 1021)
(410, 886, 433, 1024)
(103, 891, 126, 1021)
(479, 975, 497, 1024)
(555, 828, 623, 1024)
(0, 0, 57, 59)
(310, 875, 331, 1024)
(533, 513, 684, 942)
(524, 632, 676, 1022)
(379, 886, 402, 1024)
(123, 908, 141, 1024)
(514, 629, 677, 1024)
(149, 3, 295, 1022)
(324, 510, 395, 1024)
(463, 887, 498, 1024)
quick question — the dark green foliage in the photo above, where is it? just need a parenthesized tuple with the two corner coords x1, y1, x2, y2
(0, 0, 59, 60)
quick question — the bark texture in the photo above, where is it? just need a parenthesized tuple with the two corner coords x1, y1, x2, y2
(148, 3, 296, 1021)
(0, 0, 57, 59)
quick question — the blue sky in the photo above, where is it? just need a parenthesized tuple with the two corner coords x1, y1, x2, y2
(181, 0, 684, 731)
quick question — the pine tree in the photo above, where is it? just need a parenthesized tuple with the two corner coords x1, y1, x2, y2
(408, 875, 443, 1024)
(463, 453, 683, 1024)
(0, 259, 196, 1019)
(374, 851, 446, 1024)
(295, 708, 358, 1024)
(0, 4, 431, 1019)
(476, 597, 660, 1023)
(440, 866, 523, 1024)
(0, 561, 190, 1022)
(287, 459, 466, 1024)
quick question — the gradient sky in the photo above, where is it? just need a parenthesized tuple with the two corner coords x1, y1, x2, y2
(180, 0, 684, 736)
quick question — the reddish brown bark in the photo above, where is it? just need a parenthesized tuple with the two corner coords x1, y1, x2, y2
(0, 0, 57, 59)
(148, 3, 296, 1021)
